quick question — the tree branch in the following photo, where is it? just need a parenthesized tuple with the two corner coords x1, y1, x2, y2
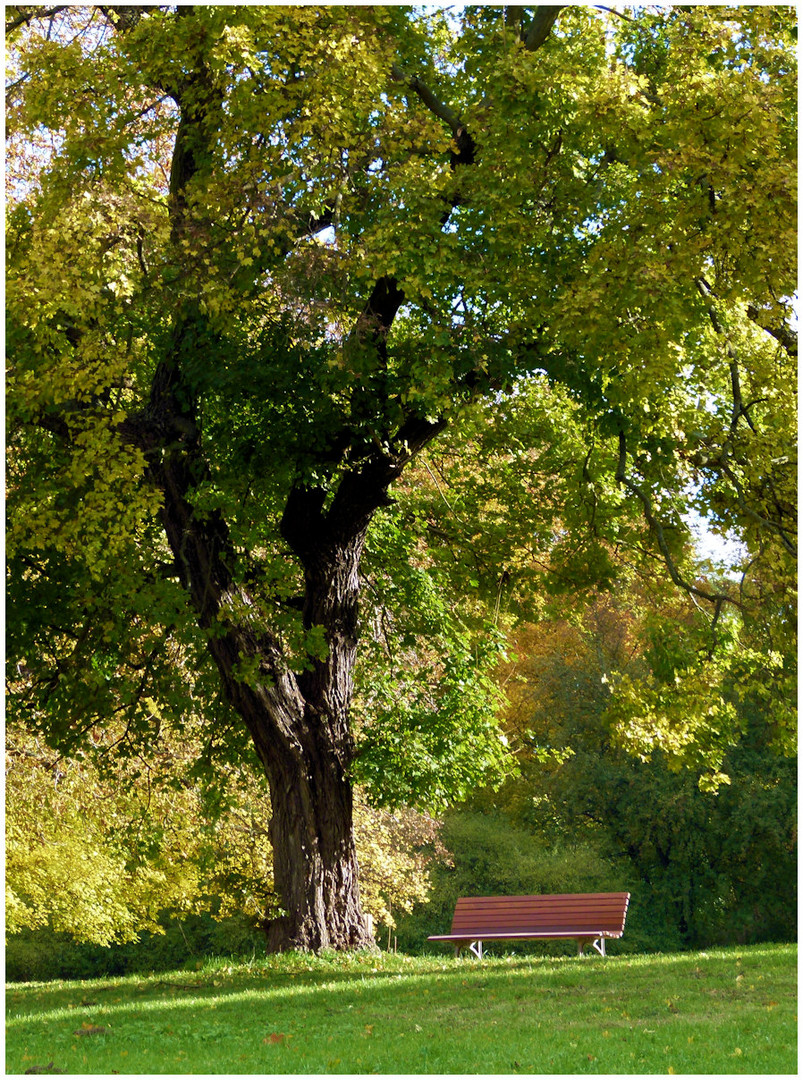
(390, 63, 462, 135)
(391, 6, 567, 165)
(5, 6, 67, 35)
(593, 6, 635, 24)
(390, 63, 475, 166)
(746, 304, 797, 357)
(715, 457, 797, 557)
(697, 276, 797, 359)
(95, 5, 160, 33)
(694, 277, 756, 434)
(523, 6, 566, 52)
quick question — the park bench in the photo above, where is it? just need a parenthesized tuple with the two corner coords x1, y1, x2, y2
(428, 892, 630, 959)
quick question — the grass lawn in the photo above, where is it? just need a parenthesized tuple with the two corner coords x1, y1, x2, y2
(6, 942, 796, 1074)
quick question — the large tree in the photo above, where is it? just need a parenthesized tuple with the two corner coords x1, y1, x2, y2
(6, 5, 796, 950)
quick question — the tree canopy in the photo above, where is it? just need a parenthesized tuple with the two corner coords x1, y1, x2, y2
(6, 4, 796, 950)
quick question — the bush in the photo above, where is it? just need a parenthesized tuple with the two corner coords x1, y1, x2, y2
(6, 913, 266, 983)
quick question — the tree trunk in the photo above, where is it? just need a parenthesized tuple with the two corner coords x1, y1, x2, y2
(150, 429, 377, 950)
(228, 536, 375, 952)
(261, 724, 370, 952)
(222, 661, 372, 951)
(142, 385, 448, 949)
(259, 514, 375, 950)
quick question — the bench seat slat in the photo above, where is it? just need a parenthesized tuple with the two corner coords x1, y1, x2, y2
(452, 893, 629, 903)
(452, 901, 626, 910)
(450, 924, 624, 933)
(450, 915, 623, 922)
(452, 898, 628, 907)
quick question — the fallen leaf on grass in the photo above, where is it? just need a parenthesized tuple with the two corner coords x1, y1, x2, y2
(263, 1033, 288, 1044)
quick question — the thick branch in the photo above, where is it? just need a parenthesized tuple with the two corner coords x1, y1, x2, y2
(95, 5, 160, 33)
(390, 63, 462, 135)
(524, 6, 566, 52)
(391, 3, 566, 137)
(281, 411, 448, 563)
(329, 416, 447, 535)
(390, 63, 475, 166)
(746, 304, 798, 357)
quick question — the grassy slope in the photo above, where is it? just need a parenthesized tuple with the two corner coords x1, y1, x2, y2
(6, 943, 797, 1075)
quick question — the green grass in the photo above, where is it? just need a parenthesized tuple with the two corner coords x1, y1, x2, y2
(6, 943, 796, 1074)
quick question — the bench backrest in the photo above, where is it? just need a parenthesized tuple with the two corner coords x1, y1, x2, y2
(450, 892, 630, 937)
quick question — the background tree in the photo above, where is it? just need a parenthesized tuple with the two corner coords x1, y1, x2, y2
(6, 5, 796, 951)
(461, 586, 797, 949)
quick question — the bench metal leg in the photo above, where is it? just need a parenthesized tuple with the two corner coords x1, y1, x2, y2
(453, 942, 482, 959)
(578, 937, 606, 957)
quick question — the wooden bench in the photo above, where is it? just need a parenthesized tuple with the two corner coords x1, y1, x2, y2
(427, 892, 630, 959)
